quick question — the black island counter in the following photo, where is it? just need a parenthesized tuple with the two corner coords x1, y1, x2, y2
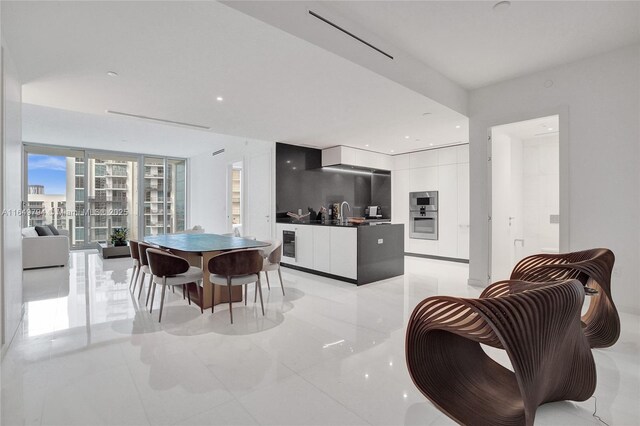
(275, 220, 404, 285)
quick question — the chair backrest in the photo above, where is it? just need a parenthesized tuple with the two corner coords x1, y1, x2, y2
(129, 240, 140, 261)
(138, 242, 155, 266)
(208, 249, 263, 277)
(262, 239, 282, 264)
(146, 248, 190, 278)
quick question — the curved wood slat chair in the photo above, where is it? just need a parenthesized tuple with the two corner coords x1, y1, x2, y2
(490, 248, 619, 348)
(406, 279, 596, 426)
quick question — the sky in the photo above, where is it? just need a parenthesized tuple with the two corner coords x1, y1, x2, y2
(28, 154, 67, 195)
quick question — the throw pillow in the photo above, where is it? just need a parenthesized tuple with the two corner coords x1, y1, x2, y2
(34, 225, 54, 236)
(47, 224, 60, 235)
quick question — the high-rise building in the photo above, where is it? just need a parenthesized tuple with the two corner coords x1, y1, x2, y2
(26, 185, 66, 229)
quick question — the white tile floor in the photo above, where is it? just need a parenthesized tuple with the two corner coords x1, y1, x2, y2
(2, 250, 639, 425)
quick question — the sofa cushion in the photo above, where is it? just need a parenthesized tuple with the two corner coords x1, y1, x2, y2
(22, 227, 38, 238)
(35, 225, 53, 236)
(47, 224, 60, 235)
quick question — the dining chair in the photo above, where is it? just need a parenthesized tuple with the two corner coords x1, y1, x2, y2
(128, 240, 141, 290)
(259, 240, 284, 296)
(146, 248, 203, 322)
(208, 249, 264, 324)
(136, 242, 155, 301)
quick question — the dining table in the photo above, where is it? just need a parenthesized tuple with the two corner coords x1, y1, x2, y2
(144, 233, 270, 309)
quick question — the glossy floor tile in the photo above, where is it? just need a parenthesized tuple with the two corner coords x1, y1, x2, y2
(2, 250, 639, 425)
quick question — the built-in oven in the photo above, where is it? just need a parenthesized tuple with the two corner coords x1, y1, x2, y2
(282, 230, 296, 259)
(409, 191, 439, 240)
(410, 211, 438, 240)
(410, 191, 438, 211)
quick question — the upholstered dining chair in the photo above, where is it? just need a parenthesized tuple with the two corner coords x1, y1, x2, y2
(136, 242, 155, 301)
(128, 240, 141, 290)
(208, 249, 264, 324)
(483, 248, 619, 348)
(146, 248, 203, 322)
(406, 279, 596, 426)
(259, 240, 284, 296)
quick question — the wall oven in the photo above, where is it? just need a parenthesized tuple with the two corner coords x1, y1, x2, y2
(282, 230, 296, 259)
(409, 191, 438, 240)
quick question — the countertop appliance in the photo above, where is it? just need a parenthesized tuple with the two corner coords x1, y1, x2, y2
(367, 205, 382, 218)
(409, 191, 438, 240)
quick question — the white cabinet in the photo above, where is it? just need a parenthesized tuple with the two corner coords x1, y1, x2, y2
(276, 223, 313, 269)
(391, 144, 470, 260)
(312, 226, 331, 273)
(330, 227, 358, 279)
(322, 146, 392, 171)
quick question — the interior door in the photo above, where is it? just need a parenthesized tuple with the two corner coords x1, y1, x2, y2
(244, 150, 273, 241)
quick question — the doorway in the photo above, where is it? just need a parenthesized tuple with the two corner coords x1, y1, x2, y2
(489, 115, 561, 281)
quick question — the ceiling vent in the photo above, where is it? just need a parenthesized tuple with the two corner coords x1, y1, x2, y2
(308, 10, 394, 60)
(106, 110, 211, 130)
(212, 149, 225, 157)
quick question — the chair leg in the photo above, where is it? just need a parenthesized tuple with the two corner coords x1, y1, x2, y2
(158, 277, 168, 323)
(187, 284, 192, 305)
(211, 284, 215, 313)
(257, 278, 265, 316)
(265, 271, 271, 290)
(132, 267, 141, 294)
(244, 284, 248, 306)
(278, 267, 285, 296)
(138, 272, 146, 299)
(149, 281, 157, 313)
(227, 277, 233, 324)
(129, 265, 137, 289)
(145, 274, 154, 306)
(197, 281, 203, 314)
(255, 275, 258, 303)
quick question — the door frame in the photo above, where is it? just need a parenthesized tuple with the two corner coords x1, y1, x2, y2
(486, 108, 569, 282)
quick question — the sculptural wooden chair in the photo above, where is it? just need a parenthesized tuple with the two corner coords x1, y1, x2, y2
(485, 248, 619, 348)
(406, 279, 596, 426)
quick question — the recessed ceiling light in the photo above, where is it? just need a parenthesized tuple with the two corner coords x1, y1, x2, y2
(429, 143, 434, 146)
(548, 127, 553, 131)
(493, 1, 511, 12)
(404, 136, 410, 139)
(216, 96, 224, 102)
(107, 71, 118, 77)
(365, 144, 369, 147)
(292, 166, 297, 170)
(286, 160, 291, 164)
(455, 125, 461, 129)
(390, 150, 395, 153)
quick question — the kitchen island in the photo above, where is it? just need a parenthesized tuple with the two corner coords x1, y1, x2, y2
(275, 220, 404, 285)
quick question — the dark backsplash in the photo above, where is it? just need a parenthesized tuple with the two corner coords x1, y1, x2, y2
(276, 143, 391, 219)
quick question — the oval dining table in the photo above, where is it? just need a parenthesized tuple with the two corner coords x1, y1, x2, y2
(144, 233, 270, 309)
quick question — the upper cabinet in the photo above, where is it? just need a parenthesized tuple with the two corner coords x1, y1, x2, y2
(322, 146, 393, 171)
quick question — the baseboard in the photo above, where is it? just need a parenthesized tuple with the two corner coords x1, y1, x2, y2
(404, 252, 469, 264)
(280, 263, 358, 285)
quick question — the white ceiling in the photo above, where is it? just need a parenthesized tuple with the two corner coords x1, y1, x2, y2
(492, 115, 560, 140)
(3, 1, 637, 156)
(1, 1, 467, 155)
(318, 1, 640, 89)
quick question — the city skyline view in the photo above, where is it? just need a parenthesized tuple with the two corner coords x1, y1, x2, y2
(27, 154, 67, 194)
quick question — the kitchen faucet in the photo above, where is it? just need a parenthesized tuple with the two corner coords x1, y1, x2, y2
(340, 201, 351, 224)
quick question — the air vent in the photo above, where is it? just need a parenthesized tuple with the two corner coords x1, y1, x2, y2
(106, 110, 211, 130)
(212, 149, 225, 157)
(308, 10, 394, 60)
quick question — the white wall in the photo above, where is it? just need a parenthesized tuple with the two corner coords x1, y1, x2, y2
(1, 44, 23, 350)
(189, 139, 275, 237)
(392, 144, 469, 260)
(469, 44, 640, 314)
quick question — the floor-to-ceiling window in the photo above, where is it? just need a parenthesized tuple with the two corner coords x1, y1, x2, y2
(24, 144, 187, 248)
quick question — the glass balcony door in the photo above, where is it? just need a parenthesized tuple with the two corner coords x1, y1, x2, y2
(86, 152, 139, 244)
(143, 157, 186, 236)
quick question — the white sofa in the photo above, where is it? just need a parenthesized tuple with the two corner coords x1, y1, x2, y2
(21, 227, 70, 269)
